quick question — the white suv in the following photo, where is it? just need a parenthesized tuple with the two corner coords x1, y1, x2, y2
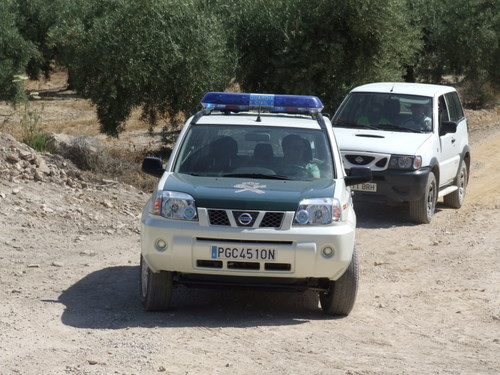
(332, 82, 470, 223)
(140, 92, 371, 316)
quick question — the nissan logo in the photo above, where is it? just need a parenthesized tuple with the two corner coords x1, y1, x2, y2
(355, 156, 364, 164)
(238, 213, 253, 226)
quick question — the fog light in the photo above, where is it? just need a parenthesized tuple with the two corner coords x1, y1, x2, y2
(321, 246, 334, 258)
(155, 239, 168, 251)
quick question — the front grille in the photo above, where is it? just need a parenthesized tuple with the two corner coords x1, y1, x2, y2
(232, 211, 259, 227)
(207, 209, 284, 228)
(346, 155, 375, 165)
(197, 260, 222, 268)
(376, 158, 388, 168)
(208, 210, 230, 226)
(196, 260, 292, 272)
(228, 261, 259, 270)
(260, 212, 284, 227)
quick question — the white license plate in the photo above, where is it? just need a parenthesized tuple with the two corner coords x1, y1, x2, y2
(211, 245, 276, 261)
(351, 182, 377, 192)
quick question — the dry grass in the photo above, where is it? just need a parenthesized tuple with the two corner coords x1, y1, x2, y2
(1, 71, 162, 192)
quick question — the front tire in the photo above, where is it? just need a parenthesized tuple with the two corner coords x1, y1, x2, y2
(140, 256, 173, 311)
(444, 160, 468, 208)
(409, 171, 437, 224)
(319, 248, 359, 316)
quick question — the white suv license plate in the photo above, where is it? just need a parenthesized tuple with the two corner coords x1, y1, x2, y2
(211, 245, 276, 261)
(352, 182, 377, 192)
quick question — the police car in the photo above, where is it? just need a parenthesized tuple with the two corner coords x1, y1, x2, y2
(332, 83, 470, 224)
(140, 92, 371, 316)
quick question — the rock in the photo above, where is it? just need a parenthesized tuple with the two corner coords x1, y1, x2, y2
(34, 170, 45, 182)
(45, 133, 74, 154)
(19, 150, 34, 161)
(6, 154, 20, 163)
(36, 158, 51, 174)
(102, 200, 113, 208)
(41, 205, 54, 214)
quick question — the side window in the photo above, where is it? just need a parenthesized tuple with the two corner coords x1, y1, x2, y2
(438, 95, 449, 123)
(444, 92, 464, 122)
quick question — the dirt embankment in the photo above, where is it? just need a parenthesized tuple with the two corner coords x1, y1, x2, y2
(0, 102, 499, 375)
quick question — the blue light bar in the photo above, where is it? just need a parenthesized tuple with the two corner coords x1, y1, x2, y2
(201, 92, 323, 114)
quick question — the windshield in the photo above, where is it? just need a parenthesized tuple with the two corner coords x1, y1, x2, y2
(174, 124, 334, 180)
(332, 92, 433, 133)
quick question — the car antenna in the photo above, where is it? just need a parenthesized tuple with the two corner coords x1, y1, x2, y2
(390, 83, 395, 93)
(256, 106, 262, 122)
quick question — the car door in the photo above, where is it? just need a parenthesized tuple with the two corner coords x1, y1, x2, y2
(437, 94, 460, 185)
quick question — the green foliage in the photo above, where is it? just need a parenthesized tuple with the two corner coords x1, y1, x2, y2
(224, 0, 420, 111)
(0, 0, 38, 102)
(12, 0, 61, 79)
(14, 77, 48, 151)
(50, 0, 236, 136)
(3, 0, 499, 139)
(23, 132, 49, 152)
(409, 0, 500, 106)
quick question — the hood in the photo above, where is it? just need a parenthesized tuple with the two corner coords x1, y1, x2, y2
(162, 173, 336, 211)
(333, 128, 432, 155)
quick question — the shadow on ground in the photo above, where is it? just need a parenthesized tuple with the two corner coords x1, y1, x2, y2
(57, 266, 330, 330)
(354, 200, 448, 228)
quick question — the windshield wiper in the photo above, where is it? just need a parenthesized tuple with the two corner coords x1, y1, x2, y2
(376, 124, 424, 133)
(222, 173, 291, 180)
(333, 120, 379, 130)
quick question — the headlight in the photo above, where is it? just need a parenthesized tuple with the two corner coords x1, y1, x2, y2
(389, 155, 422, 170)
(150, 191, 198, 221)
(294, 198, 341, 225)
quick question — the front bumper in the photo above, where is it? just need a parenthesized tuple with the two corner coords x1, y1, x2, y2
(352, 167, 431, 203)
(141, 207, 356, 282)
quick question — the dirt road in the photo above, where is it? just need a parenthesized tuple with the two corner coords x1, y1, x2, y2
(0, 121, 498, 374)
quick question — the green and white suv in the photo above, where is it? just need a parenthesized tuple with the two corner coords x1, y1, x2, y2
(140, 92, 371, 316)
(332, 83, 470, 224)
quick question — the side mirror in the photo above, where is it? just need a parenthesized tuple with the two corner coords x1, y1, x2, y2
(142, 157, 165, 178)
(440, 121, 457, 136)
(344, 167, 372, 187)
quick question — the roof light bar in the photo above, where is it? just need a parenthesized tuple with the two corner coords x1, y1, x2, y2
(201, 92, 323, 114)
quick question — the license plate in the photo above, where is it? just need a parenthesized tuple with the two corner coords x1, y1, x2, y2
(352, 182, 377, 192)
(211, 245, 276, 261)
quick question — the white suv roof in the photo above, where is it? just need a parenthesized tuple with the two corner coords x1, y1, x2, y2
(351, 82, 456, 97)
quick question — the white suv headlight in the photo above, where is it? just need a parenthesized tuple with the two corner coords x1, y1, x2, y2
(150, 191, 198, 221)
(294, 198, 341, 225)
(389, 155, 422, 170)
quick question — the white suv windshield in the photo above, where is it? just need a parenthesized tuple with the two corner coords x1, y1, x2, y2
(333, 93, 433, 133)
(174, 124, 334, 180)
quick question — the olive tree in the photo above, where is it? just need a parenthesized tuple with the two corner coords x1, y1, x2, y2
(224, 0, 420, 111)
(51, 0, 236, 136)
(0, 0, 38, 102)
(408, 0, 499, 106)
